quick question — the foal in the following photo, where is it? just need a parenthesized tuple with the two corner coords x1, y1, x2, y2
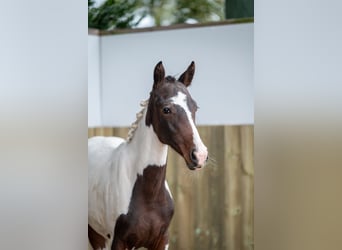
(88, 61, 208, 250)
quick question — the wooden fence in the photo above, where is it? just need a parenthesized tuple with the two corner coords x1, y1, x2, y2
(88, 125, 254, 250)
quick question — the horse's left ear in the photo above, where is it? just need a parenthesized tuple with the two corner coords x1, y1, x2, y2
(178, 61, 195, 87)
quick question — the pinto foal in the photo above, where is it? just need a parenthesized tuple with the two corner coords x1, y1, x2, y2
(88, 61, 208, 250)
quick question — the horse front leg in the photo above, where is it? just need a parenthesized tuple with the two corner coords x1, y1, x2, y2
(89, 224, 108, 250)
(111, 237, 126, 250)
(111, 214, 130, 250)
(150, 233, 169, 250)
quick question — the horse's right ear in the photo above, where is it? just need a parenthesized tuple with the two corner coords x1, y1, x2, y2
(153, 61, 165, 89)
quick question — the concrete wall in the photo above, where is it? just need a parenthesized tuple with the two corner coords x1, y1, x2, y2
(88, 22, 253, 127)
(88, 35, 101, 127)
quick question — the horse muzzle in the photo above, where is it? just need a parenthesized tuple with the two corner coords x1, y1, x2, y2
(188, 148, 208, 170)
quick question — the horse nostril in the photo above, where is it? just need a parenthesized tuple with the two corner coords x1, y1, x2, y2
(190, 149, 197, 163)
(206, 155, 209, 161)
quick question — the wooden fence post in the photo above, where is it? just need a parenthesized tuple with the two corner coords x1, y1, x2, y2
(224, 126, 242, 250)
(240, 126, 254, 250)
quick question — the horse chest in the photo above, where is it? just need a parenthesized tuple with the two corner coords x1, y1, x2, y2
(115, 201, 174, 248)
(112, 165, 174, 249)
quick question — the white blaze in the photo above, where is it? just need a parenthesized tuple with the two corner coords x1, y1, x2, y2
(171, 92, 208, 166)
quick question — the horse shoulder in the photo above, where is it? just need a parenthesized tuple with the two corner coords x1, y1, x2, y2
(88, 136, 126, 200)
(88, 136, 128, 242)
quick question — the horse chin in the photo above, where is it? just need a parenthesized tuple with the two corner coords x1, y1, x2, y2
(186, 162, 202, 171)
(176, 148, 202, 170)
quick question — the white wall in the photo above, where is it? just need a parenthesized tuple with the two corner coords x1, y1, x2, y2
(89, 23, 253, 127)
(88, 35, 102, 127)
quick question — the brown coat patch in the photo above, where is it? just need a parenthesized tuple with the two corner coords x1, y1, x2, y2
(112, 165, 174, 250)
(89, 224, 106, 249)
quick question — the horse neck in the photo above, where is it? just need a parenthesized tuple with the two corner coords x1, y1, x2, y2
(126, 108, 168, 176)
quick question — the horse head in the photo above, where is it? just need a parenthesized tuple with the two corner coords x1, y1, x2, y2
(146, 61, 208, 170)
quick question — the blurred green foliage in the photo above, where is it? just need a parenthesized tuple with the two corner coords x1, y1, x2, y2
(88, 0, 225, 30)
(88, 0, 253, 30)
(88, 0, 142, 29)
(174, 0, 224, 24)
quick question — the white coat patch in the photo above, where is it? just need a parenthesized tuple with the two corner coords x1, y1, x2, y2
(88, 108, 169, 249)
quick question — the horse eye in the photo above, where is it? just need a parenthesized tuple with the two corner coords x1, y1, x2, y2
(162, 107, 171, 114)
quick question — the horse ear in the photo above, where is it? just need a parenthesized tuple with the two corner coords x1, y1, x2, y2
(178, 61, 195, 87)
(153, 61, 165, 89)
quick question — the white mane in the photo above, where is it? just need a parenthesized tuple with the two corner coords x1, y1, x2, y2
(126, 99, 149, 142)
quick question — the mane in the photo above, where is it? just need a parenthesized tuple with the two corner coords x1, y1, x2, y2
(126, 99, 149, 142)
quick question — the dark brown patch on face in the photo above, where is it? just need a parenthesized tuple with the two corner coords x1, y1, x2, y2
(88, 224, 106, 249)
(146, 79, 199, 168)
(112, 165, 174, 250)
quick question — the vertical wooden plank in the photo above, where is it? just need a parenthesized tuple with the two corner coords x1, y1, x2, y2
(88, 128, 95, 138)
(102, 127, 114, 136)
(206, 126, 225, 250)
(224, 126, 242, 250)
(193, 126, 211, 250)
(94, 127, 105, 136)
(240, 125, 254, 250)
(113, 127, 129, 139)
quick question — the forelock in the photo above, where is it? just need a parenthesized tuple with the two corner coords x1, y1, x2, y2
(164, 76, 176, 83)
